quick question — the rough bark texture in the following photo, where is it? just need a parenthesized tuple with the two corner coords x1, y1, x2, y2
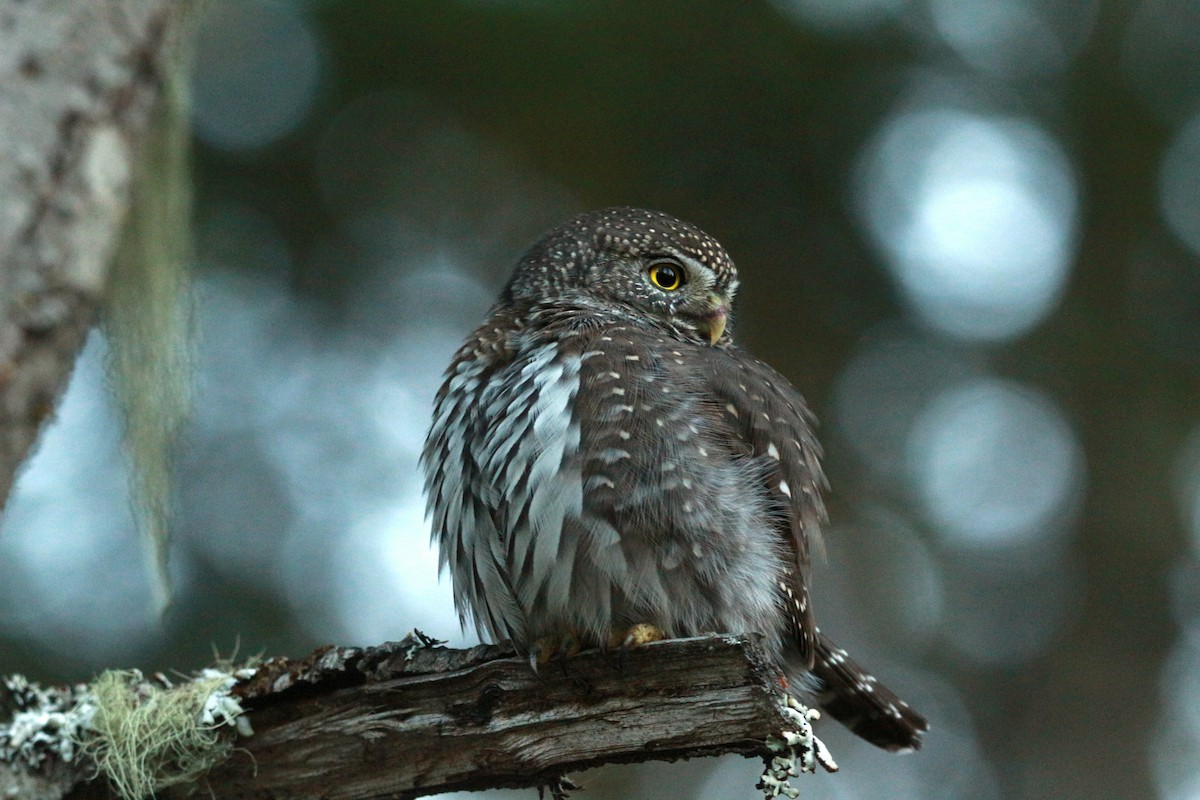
(0, 0, 183, 505)
(31, 635, 793, 800)
(201, 634, 790, 799)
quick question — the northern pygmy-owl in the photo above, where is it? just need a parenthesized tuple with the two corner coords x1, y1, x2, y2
(423, 207, 927, 751)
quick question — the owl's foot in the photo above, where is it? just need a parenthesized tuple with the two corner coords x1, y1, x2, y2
(607, 622, 666, 650)
(528, 631, 584, 673)
(601, 623, 666, 671)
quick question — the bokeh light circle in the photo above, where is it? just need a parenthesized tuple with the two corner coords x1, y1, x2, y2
(930, 0, 1098, 79)
(833, 329, 984, 485)
(1160, 111, 1200, 258)
(855, 105, 1078, 341)
(1173, 423, 1200, 554)
(191, 0, 323, 151)
(906, 378, 1083, 549)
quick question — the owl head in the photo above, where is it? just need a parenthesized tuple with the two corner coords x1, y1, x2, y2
(502, 207, 740, 346)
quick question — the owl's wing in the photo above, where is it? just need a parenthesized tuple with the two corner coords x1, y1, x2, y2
(423, 327, 535, 646)
(692, 347, 828, 668)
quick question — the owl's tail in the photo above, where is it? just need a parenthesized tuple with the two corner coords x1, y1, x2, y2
(811, 631, 929, 752)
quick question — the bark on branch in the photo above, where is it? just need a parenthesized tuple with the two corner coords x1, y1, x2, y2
(13, 634, 798, 800)
(201, 634, 792, 799)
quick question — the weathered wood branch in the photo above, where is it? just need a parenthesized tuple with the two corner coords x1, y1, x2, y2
(15, 635, 798, 800)
(200, 634, 792, 799)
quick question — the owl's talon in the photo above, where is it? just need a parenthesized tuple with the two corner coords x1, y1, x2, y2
(559, 631, 583, 659)
(528, 630, 586, 674)
(602, 623, 667, 671)
(597, 645, 619, 671)
(528, 635, 560, 673)
(607, 622, 666, 651)
(550, 632, 582, 676)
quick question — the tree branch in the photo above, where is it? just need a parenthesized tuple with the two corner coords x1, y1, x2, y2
(198, 634, 793, 799)
(1, 634, 806, 800)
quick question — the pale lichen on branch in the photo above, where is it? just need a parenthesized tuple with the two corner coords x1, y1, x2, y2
(0, 675, 95, 770)
(1, 665, 255, 800)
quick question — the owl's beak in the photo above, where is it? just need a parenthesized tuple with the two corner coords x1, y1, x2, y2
(700, 297, 728, 345)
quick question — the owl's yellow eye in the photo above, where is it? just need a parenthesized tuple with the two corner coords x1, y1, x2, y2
(648, 262, 685, 291)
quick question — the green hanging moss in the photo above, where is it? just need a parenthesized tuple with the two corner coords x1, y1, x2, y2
(102, 5, 201, 612)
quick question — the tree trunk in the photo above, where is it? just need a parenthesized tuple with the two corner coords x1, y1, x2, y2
(0, 0, 187, 504)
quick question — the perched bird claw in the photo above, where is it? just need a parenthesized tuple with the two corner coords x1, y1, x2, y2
(603, 623, 666, 671)
(528, 635, 556, 675)
(528, 631, 585, 675)
(559, 631, 583, 659)
(606, 622, 665, 652)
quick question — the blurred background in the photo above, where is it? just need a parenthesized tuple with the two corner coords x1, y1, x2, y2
(2, 1, 1199, 798)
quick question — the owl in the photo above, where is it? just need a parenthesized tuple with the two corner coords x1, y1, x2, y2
(423, 207, 927, 751)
